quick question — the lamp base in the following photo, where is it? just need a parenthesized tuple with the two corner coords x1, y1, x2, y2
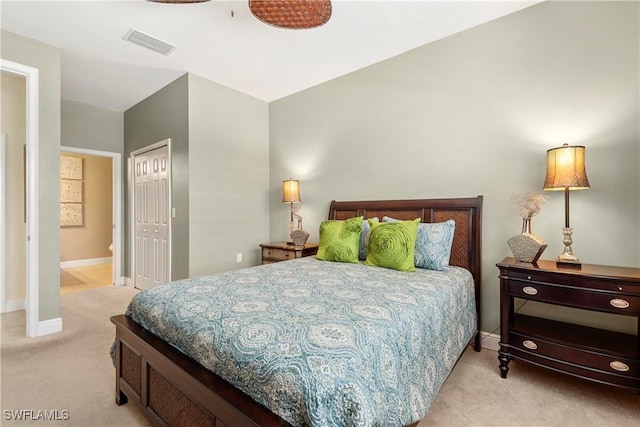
(556, 254, 581, 264)
(286, 220, 295, 245)
(556, 227, 581, 268)
(556, 260, 582, 269)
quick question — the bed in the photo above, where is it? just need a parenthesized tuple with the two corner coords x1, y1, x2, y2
(111, 196, 483, 426)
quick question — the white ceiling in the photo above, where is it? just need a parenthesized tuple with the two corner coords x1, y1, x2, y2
(1, 0, 540, 112)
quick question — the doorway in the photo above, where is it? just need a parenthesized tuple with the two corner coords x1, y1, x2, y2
(60, 147, 123, 294)
(0, 61, 41, 338)
(131, 140, 171, 290)
(1, 72, 26, 314)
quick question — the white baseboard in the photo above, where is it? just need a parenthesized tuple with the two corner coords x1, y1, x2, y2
(1, 304, 61, 336)
(480, 331, 500, 352)
(113, 276, 131, 286)
(60, 257, 112, 269)
(2, 298, 25, 313)
(35, 317, 62, 337)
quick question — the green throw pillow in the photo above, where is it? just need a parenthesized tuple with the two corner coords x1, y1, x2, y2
(365, 218, 420, 272)
(316, 216, 363, 263)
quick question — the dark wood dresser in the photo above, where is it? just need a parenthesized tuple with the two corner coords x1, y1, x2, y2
(260, 242, 318, 264)
(497, 257, 640, 392)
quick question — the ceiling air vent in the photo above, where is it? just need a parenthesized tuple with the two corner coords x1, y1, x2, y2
(123, 28, 176, 56)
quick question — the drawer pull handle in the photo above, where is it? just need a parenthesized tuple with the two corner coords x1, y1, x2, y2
(609, 299, 630, 309)
(522, 340, 538, 350)
(523, 286, 538, 296)
(609, 361, 629, 372)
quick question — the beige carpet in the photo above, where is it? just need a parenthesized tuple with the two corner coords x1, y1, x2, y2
(1, 286, 149, 427)
(1, 285, 638, 426)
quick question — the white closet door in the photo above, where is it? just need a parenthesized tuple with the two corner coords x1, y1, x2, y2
(133, 144, 170, 290)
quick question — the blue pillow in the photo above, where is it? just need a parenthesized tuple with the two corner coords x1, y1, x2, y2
(359, 217, 378, 261)
(382, 216, 455, 271)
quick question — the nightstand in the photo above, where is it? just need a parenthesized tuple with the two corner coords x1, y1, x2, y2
(260, 242, 319, 264)
(497, 257, 640, 392)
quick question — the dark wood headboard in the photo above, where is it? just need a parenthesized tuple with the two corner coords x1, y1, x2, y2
(328, 196, 483, 350)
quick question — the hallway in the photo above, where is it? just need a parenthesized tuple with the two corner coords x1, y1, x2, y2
(60, 263, 113, 295)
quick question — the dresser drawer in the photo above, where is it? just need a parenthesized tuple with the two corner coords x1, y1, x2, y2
(510, 331, 640, 378)
(509, 271, 640, 295)
(262, 248, 294, 261)
(507, 346, 640, 391)
(498, 258, 640, 392)
(508, 280, 640, 315)
(260, 242, 319, 265)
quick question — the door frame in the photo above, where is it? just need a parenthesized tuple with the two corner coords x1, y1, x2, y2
(60, 146, 123, 286)
(0, 59, 40, 337)
(1, 134, 5, 314)
(129, 139, 172, 289)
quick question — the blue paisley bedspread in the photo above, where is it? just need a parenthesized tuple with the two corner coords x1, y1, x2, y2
(125, 257, 477, 426)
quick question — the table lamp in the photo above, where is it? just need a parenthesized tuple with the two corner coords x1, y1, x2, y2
(543, 143, 590, 265)
(282, 179, 301, 244)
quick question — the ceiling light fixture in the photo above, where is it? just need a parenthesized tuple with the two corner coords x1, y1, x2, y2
(249, 0, 332, 29)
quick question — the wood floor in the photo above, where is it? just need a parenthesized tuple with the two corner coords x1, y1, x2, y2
(60, 263, 113, 295)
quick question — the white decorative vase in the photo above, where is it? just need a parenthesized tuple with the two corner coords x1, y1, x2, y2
(507, 218, 547, 263)
(290, 229, 310, 246)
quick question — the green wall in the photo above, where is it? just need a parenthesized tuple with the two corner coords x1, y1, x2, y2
(124, 74, 190, 281)
(268, 1, 640, 333)
(62, 100, 123, 154)
(123, 73, 270, 278)
(187, 74, 270, 274)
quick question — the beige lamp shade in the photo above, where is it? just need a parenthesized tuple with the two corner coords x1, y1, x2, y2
(282, 179, 301, 203)
(543, 144, 590, 191)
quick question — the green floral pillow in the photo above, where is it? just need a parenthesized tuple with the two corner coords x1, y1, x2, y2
(365, 218, 420, 272)
(316, 216, 363, 263)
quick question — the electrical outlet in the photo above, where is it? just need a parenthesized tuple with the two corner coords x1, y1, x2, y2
(236, 253, 242, 263)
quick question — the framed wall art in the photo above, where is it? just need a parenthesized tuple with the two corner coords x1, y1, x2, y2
(60, 203, 83, 227)
(60, 155, 83, 227)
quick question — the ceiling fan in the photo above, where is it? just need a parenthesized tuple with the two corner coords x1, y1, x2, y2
(147, 0, 332, 29)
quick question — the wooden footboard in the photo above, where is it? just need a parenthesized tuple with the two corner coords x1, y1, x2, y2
(111, 314, 292, 427)
(112, 314, 429, 427)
